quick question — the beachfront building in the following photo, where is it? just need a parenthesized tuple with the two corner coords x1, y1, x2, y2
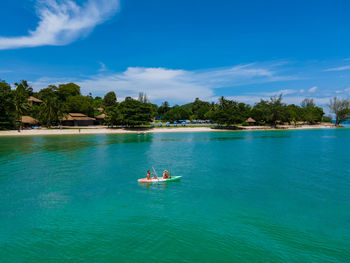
(28, 96, 43, 105)
(246, 117, 256, 126)
(95, 113, 106, 125)
(19, 116, 40, 128)
(61, 113, 96, 126)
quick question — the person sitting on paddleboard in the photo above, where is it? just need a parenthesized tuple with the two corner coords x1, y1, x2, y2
(147, 170, 157, 180)
(163, 170, 171, 179)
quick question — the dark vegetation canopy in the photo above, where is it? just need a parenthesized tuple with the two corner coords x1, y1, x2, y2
(0, 79, 347, 130)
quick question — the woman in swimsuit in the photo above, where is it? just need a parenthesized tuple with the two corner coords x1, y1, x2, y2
(163, 170, 171, 179)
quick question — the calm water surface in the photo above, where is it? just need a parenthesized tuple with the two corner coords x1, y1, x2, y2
(0, 129, 350, 262)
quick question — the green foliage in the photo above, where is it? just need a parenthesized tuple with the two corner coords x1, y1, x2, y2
(328, 97, 350, 125)
(14, 80, 33, 96)
(208, 96, 250, 126)
(66, 95, 94, 116)
(252, 95, 288, 125)
(38, 95, 61, 127)
(104, 104, 122, 127)
(118, 97, 153, 126)
(57, 83, 81, 101)
(0, 78, 335, 130)
(0, 80, 15, 129)
(13, 82, 30, 123)
(38, 85, 57, 101)
(188, 98, 212, 120)
(157, 101, 170, 117)
(103, 91, 117, 107)
(163, 105, 191, 122)
(322, 115, 332, 122)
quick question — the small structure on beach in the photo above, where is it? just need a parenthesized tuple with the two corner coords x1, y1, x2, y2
(19, 116, 40, 128)
(95, 113, 106, 125)
(61, 113, 96, 126)
(28, 96, 43, 105)
(246, 117, 256, 126)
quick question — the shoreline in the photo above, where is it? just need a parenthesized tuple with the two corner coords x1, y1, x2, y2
(0, 124, 339, 137)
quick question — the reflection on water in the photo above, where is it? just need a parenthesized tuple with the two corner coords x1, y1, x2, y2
(0, 134, 156, 163)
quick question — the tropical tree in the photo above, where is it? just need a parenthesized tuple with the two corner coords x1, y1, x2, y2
(158, 101, 170, 117)
(0, 80, 15, 129)
(37, 86, 65, 127)
(13, 83, 30, 126)
(119, 97, 153, 126)
(103, 91, 117, 107)
(268, 95, 287, 125)
(57, 83, 81, 101)
(14, 80, 33, 96)
(138, 92, 148, 103)
(39, 96, 60, 127)
(300, 98, 324, 124)
(286, 104, 301, 125)
(209, 96, 250, 125)
(328, 97, 350, 125)
(163, 105, 191, 122)
(66, 95, 94, 116)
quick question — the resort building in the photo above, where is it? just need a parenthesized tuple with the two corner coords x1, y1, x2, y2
(61, 113, 96, 126)
(19, 116, 40, 128)
(95, 113, 106, 125)
(246, 117, 256, 126)
(28, 96, 43, 105)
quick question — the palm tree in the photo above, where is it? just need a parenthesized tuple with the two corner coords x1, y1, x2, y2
(13, 86, 29, 128)
(39, 96, 61, 127)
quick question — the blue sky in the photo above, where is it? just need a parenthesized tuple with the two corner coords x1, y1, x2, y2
(1, 0, 350, 106)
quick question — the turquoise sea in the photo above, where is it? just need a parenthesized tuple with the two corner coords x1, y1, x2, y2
(0, 129, 350, 262)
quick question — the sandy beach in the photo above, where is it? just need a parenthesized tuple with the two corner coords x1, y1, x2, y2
(0, 124, 338, 136)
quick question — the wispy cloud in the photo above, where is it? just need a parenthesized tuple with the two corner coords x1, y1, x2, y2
(98, 62, 107, 72)
(0, 0, 119, 50)
(32, 63, 295, 103)
(223, 96, 332, 106)
(308, 86, 318, 93)
(324, 65, 350, 72)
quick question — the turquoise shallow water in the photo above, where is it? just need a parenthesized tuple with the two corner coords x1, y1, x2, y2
(0, 129, 350, 262)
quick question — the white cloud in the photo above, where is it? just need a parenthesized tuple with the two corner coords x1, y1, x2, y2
(29, 63, 339, 107)
(211, 95, 331, 106)
(98, 62, 107, 72)
(31, 64, 294, 103)
(308, 86, 318, 93)
(0, 0, 119, 50)
(258, 89, 298, 97)
(324, 65, 350, 72)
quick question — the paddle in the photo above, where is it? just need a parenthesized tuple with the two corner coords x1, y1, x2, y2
(152, 166, 160, 181)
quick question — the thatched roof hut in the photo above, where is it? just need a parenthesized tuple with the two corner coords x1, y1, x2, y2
(97, 107, 104, 112)
(62, 113, 96, 121)
(20, 116, 39, 125)
(28, 96, 43, 104)
(61, 113, 95, 126)
(246, 117, 256, 126)
(246, 117, 256, 123)
(96, 113, 106, 119)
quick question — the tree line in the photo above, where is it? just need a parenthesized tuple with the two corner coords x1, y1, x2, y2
(1, 78, 350, 130)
